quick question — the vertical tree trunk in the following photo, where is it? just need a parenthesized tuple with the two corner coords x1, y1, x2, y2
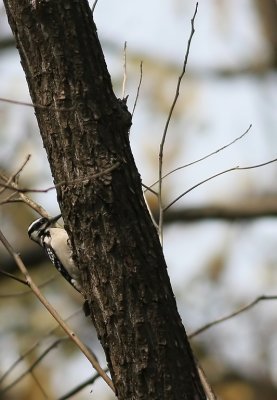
(4, 1, 206, 398)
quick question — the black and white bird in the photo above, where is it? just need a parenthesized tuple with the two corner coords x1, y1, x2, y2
(28, 214, 82, 293)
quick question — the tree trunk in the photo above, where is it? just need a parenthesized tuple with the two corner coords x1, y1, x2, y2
(4, 1, 206, 398)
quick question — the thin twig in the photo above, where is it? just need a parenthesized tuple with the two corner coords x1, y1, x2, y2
(91, 0, 99, 13)
(131, 61, 143, 118)
(122, 41, 127, 99)
(0, 193, 21, 205)
(0, 170, 48, 217)
(0, 97, 73, 111)
(0, 268, 27, 285)
(30, 370, 49, 399)
(10, 155, 31, 183)
(141, 182, 158, 196)
(0, 275, 56, 298)
(0, 154, 31, 195)
(0, 162, 120, 194)
(0, 230, 115, 392)
(143, 193, 159, 231)
(189, 294, 277, 338)
(0, 338, 68, 395)
(158, 3, 198, 244)
(196, 361, 217, 400)
(0, 96, 37, 108)
(58, 369, 109, 400)
(0, 308, 82, 385)
(164, 156, 277, 212)
(146, 124, 252, 192)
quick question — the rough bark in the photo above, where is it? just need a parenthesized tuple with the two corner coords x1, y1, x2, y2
(4, 1, 206, 399)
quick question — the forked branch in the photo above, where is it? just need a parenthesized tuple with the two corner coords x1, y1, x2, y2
(158, 3, 198, 243)
(164, 156, 277, 212)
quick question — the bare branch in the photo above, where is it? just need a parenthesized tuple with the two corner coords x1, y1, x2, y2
(0, 268, 27, 285)
(0, 275, 56, 298)
(131, 61, 143, 118)
(0, 229, 115, 392)
(0, 194, 22, 206)
(0, 308, 82, 385)
(58, 369, 109, 400)
(141, 182, 158, 196)
(189, 294, 277, 338)
(146, 124, 252, 192)
(11, 155, 31, 182)
(0, 96, 36, 108)
(158, 3, 198, 243)
(91, 0, 99, 13)
(0, 337, 68, 396)
(122, 41, 127, 99)
(164, 156, 277, 212)
(30, 370, 49, 399)
(0, 96, 73, 111)
(0, 154, 31, 195)
(0, 170, 48, 217)
(0, 161, 120, 194)
(197, 362, 217, 400)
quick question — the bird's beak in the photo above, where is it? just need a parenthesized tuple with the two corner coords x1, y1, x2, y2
(50, 213, 62, 224)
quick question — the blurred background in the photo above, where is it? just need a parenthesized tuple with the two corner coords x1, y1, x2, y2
(0, 0, 277, 399)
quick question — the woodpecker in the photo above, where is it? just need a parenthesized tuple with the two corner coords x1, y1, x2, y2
(28, 214, 82, 293)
